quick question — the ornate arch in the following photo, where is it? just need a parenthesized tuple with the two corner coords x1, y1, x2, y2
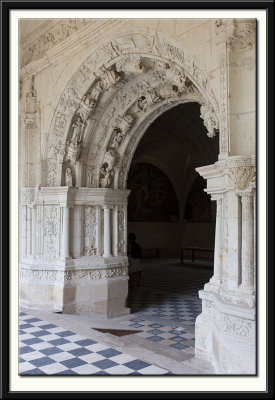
(45, 29, 220, 188)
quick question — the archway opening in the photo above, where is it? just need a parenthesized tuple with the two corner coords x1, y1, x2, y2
(125, 102, 218, 356)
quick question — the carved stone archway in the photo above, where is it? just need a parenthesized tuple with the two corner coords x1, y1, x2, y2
(45, 30, 220, 189)
(20, 26, 256, 375)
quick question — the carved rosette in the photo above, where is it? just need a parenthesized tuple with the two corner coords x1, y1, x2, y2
(229, 166, 255, 191)
(21, 188, 36, 205)
(83, 206, 97, 256)
(25, 115, 38, 129)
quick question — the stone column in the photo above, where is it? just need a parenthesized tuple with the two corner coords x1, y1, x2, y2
(103, 206, 112, 258)
(240, 193, 254, 293)
(210, 197, 223, 284)
(26, 206, 32, 258)
(31, 206, 36, 258)
(61, 206, 71, 260)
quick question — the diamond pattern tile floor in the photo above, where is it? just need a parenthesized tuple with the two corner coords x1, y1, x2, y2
(19, 262, 212, 375)
(19, 312, 169, 375)
(123, 262, 212, 355)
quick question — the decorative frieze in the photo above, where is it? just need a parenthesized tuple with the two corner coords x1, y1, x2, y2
(215, 312, 255, 339)
(21, 19, 90, 67)
(19, 265, 128, 283)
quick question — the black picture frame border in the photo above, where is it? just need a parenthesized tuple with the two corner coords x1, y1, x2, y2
(1, 0, 274, 398)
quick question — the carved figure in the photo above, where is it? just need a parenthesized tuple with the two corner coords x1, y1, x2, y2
(110, 129, 124, 148)
(100, 165, 111, 188)
(116, 54, 143, 75)
(116, 114, 134, 134)
(65, 167, 73, 187)
(71, 117, 83, 142)
(100, 69, 121, 90)
(103, 149, 116, 171)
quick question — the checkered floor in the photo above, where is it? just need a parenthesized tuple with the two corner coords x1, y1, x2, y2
(122, 262, 212, 353)
(19, 312, 171, 375)
(19, 261, 212, 375)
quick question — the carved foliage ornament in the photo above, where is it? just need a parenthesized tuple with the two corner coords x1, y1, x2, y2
(229, 166, 255, 191)
(200, 103, 219, 137)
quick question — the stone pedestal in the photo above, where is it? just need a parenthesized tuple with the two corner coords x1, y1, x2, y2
(19, 187, 130, 318)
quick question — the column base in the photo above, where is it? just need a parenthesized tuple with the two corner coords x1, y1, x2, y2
(60, 256, 72, 261)
(195, 290, 256, 374)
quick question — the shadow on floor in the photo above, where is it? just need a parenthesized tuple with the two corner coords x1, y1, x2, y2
(127, 261, 213, 315)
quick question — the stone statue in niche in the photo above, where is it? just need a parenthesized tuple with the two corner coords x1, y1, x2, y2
(103, 149, 116, 171)
(110, 129, 124, 148)
(158, 83, 179, 99)
(166, 63, 187, 92)
(99, 164, 112, 188)
(100, 68, 121, 90)
(136, 90, 160, 113)
(65, 167, 73, 187)
(71, 116, 84, 143)
(116, 114, 134, 134)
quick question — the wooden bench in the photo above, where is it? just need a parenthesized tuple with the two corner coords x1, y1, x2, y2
(181, 247, 214, 264)
(141, 248, 161, 259)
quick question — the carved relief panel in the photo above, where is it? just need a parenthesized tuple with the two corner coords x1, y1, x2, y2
(43, 206, 60, 259)
(83, 206, 97, 255)
(117, 205, 127, 256)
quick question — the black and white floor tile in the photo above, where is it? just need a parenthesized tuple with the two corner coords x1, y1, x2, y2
(19, 312, 170, 375)
(19, 262, 212, 375)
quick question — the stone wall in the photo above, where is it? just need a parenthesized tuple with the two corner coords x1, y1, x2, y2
(19, 18, 256, 374)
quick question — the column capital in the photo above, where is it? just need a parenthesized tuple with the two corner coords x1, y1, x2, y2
(238, 190, 255, 201)
(101, 205, 113, 210)
(211, 194, 224, 202)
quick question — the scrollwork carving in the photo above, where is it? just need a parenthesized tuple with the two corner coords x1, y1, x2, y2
(215, 313, 254, 338)
(22, 19, 89, 67)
